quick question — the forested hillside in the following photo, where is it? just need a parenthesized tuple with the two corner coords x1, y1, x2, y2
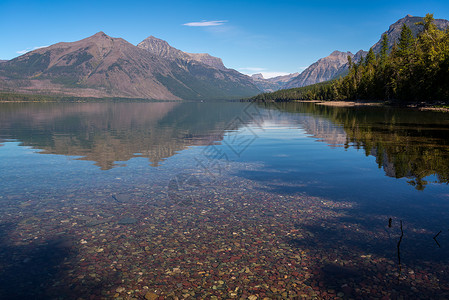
(250, 14, 449, 103)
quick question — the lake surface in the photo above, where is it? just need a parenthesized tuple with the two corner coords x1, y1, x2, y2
(0, 101, 449, 299)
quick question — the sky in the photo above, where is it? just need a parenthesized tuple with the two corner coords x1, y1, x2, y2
(1, 0, 449, 78)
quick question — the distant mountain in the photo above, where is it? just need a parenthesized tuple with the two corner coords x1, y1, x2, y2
(137, 36, 227, 70)
(186, 53, 226, 70)
(251, 72, 299, 92)
(0, 33, 259, 100)
(284, 15, 449, 89)
(372, 14, 449, 53)
(284, 51, 354, 89)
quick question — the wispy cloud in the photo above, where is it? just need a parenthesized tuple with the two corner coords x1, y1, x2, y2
(183, 20, 227, 27)
(239, 67, 266, 72)
(17, 45, 49, 55)
(239, 68, 292, 79)
(260, 72, 291, 79)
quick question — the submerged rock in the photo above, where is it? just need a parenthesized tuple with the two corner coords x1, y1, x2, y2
(117, 217, 138, 225)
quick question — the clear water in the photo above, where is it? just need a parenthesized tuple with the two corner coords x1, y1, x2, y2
(0, 101, 448, 299)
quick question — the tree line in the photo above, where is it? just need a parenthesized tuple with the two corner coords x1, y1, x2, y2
(250, 14, 449, 103)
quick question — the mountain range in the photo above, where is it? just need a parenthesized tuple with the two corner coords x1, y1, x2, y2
(283, 50, 366, 89)
(250, 72, 299, 92)
(137, 36, 227, 70)
(1, 15, 448, 99)
(0, 32, 259, 100)
(282, 15, 449, 89)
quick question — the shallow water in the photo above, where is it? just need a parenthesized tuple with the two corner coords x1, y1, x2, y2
(0, 101, 448, 299)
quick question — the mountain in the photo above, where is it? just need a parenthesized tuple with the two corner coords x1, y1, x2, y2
(372, 14, 449, 53)
(0, 33, 259, 100)
(185, 53, 226, 70)
(284, 15, 449, 90)
(137, 36, 226, 70)
(284, 51, 354, 89)
(251, 72, 299, 92)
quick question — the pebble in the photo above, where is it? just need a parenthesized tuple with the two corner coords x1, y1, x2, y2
(144, 292, 158, 300)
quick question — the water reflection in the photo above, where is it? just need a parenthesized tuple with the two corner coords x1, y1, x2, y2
(2, 101, 448, 190)
(0, 102, 251, 169)
(1, 101, 449, 298)
(265, 102, 449, 190)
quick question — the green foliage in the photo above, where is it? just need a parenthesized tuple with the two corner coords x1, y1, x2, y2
(398, 24, 415, 57)
(365, 48, 376, 66)
(0, 53, 51, 78)
(248, 81, 336, 102)
(250, 13, 449, 104)
(158, 61, 259, 100)
(0, 92, 77, 102)
(379, 33, 389, 63)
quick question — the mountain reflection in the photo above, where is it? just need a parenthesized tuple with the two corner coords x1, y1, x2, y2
(0, 102, 250, 170)
(1, 101, 448, 190)
(267, 102, 449, 190)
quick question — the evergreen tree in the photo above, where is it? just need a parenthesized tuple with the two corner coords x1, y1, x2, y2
(398, 24, 414, 57)
(380, 34, 389, 63)
(250, 13, 449, 104)
(365, 48, 376, 66)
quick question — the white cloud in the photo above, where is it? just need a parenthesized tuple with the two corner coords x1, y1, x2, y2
(183, 20, 227, 27)
(239, 67, 266, 72)
(239, 68, 291, 79)
(17, 45, 49, 55)
(260, 72, 290, 79)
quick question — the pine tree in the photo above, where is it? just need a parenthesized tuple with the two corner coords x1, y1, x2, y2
(398, 24, 414, 57)
(380, 34, 389, 63)
(251, 13, 449, 103)
(347, 55, 353, 69)
(365, 48, 376, 66)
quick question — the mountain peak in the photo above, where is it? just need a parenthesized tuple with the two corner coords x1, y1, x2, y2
(251, 72, 301, 92)
(284, 51, 353, 89)
(0, 32, 259, 100)
(373, 15, 449, 53)
(137, 36, 227, 70)
(186, 52, 227, 70)
(137, 36, 185, 60)
(251, 73, 264, 80)
(329, 50, 353, 57)
(142, 35, 166, 43)
(330, 50, 343, 55)
(92, 31, 111, 39)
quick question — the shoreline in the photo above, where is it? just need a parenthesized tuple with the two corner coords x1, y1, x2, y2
(250, 99, 449, 112)
(310, 100, 383, 107)
(310, 100, 449, 112)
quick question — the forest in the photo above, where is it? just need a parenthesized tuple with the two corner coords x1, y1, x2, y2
(250, 14, 449, 103)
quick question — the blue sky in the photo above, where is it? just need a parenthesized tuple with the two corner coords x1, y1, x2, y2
(1, 0, 449, 78)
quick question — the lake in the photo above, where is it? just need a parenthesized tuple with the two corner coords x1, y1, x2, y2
(0, 101, 448, 299)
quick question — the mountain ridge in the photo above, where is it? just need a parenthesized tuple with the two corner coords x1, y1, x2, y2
(372, 14, 449, 52)
(137, 36, 227, 70)
(251, 72, 299, 92)
(284, 51, 355, 89)
(283, 15, 449, 89)
(0, 32, 259, 100)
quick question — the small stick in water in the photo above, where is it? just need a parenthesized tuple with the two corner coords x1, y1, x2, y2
(434, 230, 442, 248)
(388, 218, 392, 228)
